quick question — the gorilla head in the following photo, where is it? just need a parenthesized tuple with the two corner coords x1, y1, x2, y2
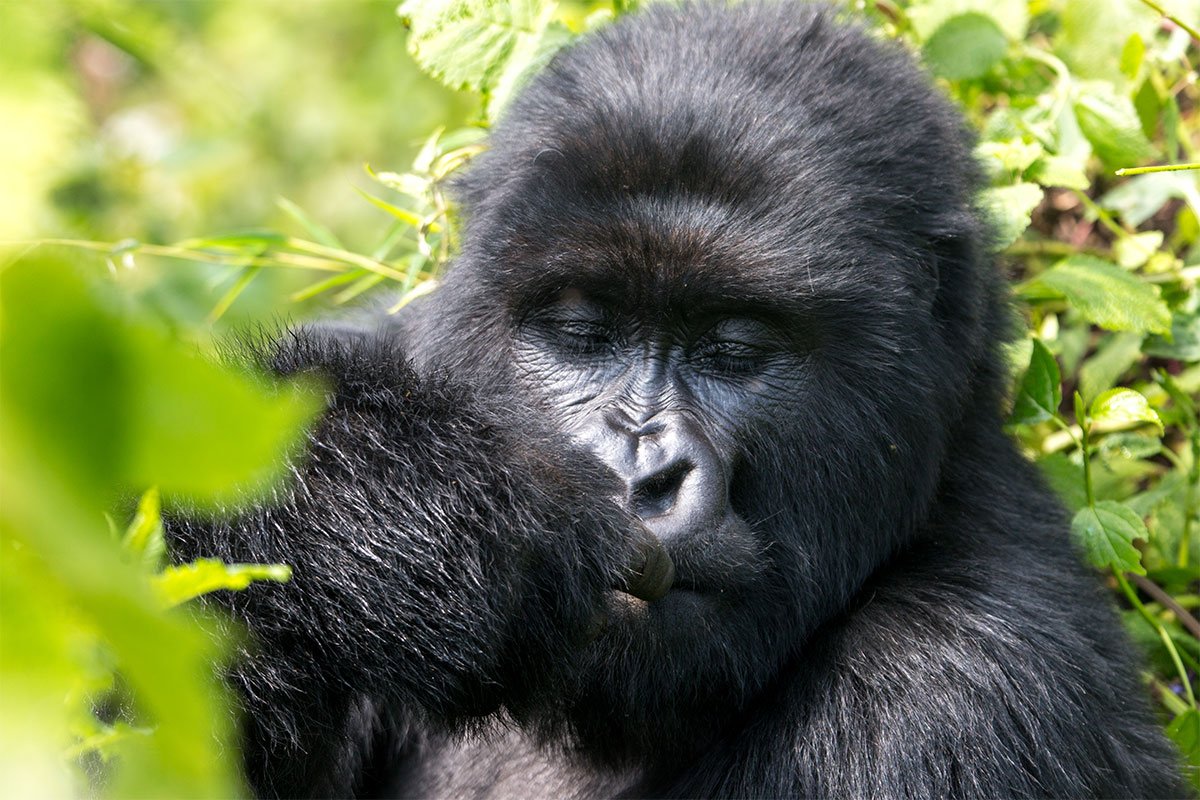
(406, 1, 1011, 765)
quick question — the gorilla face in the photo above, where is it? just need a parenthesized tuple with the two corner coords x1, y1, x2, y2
(425, 3, 1001, 763)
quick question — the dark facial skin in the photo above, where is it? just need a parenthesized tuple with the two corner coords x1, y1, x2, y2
(513, 287, 803, 598)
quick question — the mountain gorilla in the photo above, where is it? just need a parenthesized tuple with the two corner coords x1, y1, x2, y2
(168, 2, 1187, 797)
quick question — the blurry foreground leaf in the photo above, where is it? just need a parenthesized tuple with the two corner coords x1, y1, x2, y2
(155, 560, 292, 608)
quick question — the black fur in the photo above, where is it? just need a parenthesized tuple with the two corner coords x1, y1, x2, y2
(168, 3, 1187, 797)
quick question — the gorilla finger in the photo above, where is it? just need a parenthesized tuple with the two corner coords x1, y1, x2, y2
(619, 527, 675, 602)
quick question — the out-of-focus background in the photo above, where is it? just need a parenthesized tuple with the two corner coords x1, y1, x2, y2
(2, 0, 1197, 796)
(3, 0, 474, 328)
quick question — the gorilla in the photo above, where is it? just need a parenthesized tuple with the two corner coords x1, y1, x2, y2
(168, 2, 1188, 797)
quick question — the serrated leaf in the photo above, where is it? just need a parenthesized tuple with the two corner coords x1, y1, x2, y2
(1090, 388, 1163, 434)
(1071, 501, 1147, 573)
(1010, 339, 1062, 424)
(1022, 255, 1171, 335)
(153, 559, 292, 608)
(923, 13, 1007, 80)
(399, 0, 569, 110)
(981, 182, 1043, 249)
(1073, 87, 1155, 170)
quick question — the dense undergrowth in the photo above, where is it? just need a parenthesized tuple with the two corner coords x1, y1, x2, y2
(1, 0, 1197, 794)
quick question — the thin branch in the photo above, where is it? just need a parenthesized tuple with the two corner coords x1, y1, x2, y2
(1128, 572, 1200, 640)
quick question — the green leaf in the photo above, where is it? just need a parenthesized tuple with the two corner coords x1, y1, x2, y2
(122, 487, 165, 572)
(1055, 0, 1158, 84)
(907, 0, 1028, 41)
(1097, 432, 1162, 461)
(1144, 313, 1200, 362)
(981, 182, 1043, 250)
(1100, 172, 1200, 227)
(1089, 388, 1163, 434)
(1072, 86, 1155, 170)
(1010, 339, 1062, 425)
(399, 0, 574, 118)
(1166, 709, 1200, 786)
(154, 559, 292, 608)
(1071, 501, 1148, 573)
(1118, 33, 1145, 81)
(1028, 155, 1090, 191)
(1078, 331, 1143, 402)
(1112, 231, 1163, 269)
(1022, 255, 1171, 335)
(923, 13, 1007, 80)
(977, 138, 1044, 177)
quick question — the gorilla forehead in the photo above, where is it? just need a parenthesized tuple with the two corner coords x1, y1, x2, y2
(461, 1, 979, 286)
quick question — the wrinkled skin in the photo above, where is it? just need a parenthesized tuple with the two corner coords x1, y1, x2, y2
(167, 3, 1188, 798)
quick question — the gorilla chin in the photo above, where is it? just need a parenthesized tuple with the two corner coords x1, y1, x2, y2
(166, 2, 1188, 797)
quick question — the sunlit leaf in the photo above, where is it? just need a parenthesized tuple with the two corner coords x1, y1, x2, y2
(154, 559, 292, 608)
(1089, 388, 1163, 435)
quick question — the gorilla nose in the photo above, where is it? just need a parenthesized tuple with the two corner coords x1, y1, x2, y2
(631, 460, 692, 519)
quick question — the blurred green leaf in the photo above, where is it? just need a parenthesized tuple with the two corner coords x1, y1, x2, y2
(907, 0, 1028, 41)
(1166, 709, 1200, 790)
(981, 182, 1043, 250)
(1079, 332, 1143, 402)
(923, 13, 1007, 80)
(1145, 313, 1200, 362)
(1071, 501, 1148, 574)
(155, 559, 292, 608)
(1113, 231, 1164, 269)
(1055, 0, 1158, 83)
(123, 487, 166, 572)
(1073, 87, 1156, 170)
(1022, 255, 1171, 335)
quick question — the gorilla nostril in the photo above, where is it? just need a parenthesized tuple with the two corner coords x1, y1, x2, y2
(631, 462, 690, 518)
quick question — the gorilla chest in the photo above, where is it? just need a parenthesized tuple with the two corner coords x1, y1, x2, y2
(394, 728, 642, 800)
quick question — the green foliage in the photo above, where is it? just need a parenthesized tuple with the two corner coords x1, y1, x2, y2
(1, 251, 319, 797)
(4, 0, 1198, 792)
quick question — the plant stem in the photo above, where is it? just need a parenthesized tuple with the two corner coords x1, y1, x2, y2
(1117, 572, 1197, 708)
(1131, 0, 1200, 41)
(1116, 162, 1200, 176)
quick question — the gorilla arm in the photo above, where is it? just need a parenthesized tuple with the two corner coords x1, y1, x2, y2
(166, 327, 669, 798)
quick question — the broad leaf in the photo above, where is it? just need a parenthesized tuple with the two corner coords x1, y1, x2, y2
(1073, 86, 1155, 170)
(1071, 501, 1148, 574)
(923, 13, 1007, 80)
(1010, 339, 1061, 425)
(1022, 255, 1171, 335)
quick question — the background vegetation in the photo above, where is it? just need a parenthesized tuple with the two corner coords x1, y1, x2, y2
(1, 0, 1197, 795)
